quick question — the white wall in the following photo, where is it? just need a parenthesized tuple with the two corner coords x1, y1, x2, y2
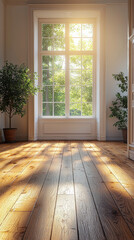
(105, 4, 128, 140)
(6, 5, 28, 140)
(0, 0, 5, 142)
(5, 2, 128, 141)
(0, 0, 4, 67)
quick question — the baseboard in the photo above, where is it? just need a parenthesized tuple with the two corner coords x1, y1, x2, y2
(106, 136, 123, 141)
(16, 136, 28, 141)
(128, 150, 134, 161)
(38, 134, 97, 140)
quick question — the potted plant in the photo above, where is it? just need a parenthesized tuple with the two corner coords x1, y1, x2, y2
(0, 61, 38, 142)
(109, 72, 128, 143)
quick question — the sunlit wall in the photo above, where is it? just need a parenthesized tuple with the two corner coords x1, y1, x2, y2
(105, 3, 128, 140)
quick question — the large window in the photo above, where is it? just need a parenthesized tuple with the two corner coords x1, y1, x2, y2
(39, 20, 96, 117)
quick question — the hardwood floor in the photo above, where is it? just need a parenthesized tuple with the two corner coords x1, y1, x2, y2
(0, 141, 134, 240)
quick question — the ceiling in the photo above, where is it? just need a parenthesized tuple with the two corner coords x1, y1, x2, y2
(6, 0, 128, 5)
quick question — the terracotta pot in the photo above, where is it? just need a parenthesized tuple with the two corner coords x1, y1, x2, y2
(122, 128, 127, 143)
(3, 128, 17, 143)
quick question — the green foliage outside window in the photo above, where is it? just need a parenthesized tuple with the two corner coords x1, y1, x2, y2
(42, 23, 94, 117)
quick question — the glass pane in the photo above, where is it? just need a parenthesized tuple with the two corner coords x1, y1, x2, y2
(82, 55, 93, 70)
(42, 24, 53, 37)
(70, 86, 81, 103)
(70, 103, 81, 116)
(54, 70, 65, 85)
(70, 56, 81, 69)
(43, 103, 53, 116)
(54, 103, 65, 116)
(82, 70, 92, 85)
(42, 38, 53, 51)
(43, 70, 53, 85)
(82, 38, 93, 51)
(70, 70, 81, 85)
(43, 86, 53, 102)
(54, 86, 65, 102)
(54, 24, 65, 37)
(70, 38, 81, 51)
(82, 86, 92, 102)
(54, 56, 65, 70)
(82, 24, 93, 37)
(54, 38, 65, 51)
(82, 103, 92, 116)
(70, 24, 81, 37)
(42, 56, 53, 69)
(53, 24, 65, 50)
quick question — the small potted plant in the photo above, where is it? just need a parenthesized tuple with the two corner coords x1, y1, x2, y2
(109, 72, 128, 143)
(0, 61, 38, 142)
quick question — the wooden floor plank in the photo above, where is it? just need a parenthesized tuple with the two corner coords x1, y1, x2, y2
(89, 177, 134, 240)
(106, 182, 134, 236)
(51, 195, 78, 240)
(72, 148, 106, 240)
(11, 157, 53, 212)
(83, 143, 134, 239)
(58, 150, 74, 195)
(79, 147, 102, 180)
(95, 142, 134, 179)
(90, 143, 134, 198)
(0, 161, 43, 225)
(86, 149, 119, 183)
(0, 212, 31, 240)
(51, 148, 77, 239)
(23, 153, 62, 240)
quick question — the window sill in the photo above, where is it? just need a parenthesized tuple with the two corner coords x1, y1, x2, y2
(40, 116, 95, 118)
(39, 116, 95, 121)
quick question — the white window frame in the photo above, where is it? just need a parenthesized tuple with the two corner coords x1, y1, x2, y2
(38, 18, 96, 119)
(28, 5, 106, 141)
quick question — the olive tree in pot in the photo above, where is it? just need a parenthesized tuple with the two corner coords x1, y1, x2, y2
(109, 72, 128, 143)
(0, 61, 38, 142)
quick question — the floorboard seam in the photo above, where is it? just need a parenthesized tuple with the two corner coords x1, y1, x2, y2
(71, 147, 80, 240)
(49, 143, 63, 240)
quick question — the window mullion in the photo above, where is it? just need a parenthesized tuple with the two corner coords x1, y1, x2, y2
(81, 25, 82, 116)
(52, 56, 54, 116)
(81, 55, 82, 116)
